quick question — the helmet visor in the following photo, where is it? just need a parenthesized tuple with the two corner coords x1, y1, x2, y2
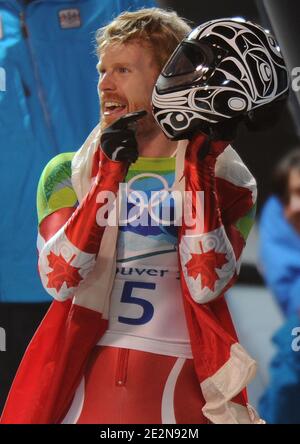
(156, 40, 224, 93)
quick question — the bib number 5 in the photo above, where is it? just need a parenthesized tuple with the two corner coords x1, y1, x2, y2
(118, 281, 156, 325)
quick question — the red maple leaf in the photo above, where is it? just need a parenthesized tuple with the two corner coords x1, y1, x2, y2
(46, 251, 83, 293)
(185, 243, 228, 291)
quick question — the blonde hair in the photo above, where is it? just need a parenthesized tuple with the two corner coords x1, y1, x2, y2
(96, 7, 192, 70)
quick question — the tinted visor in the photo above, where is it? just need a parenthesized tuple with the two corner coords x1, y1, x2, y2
(156, 40, 225, 93)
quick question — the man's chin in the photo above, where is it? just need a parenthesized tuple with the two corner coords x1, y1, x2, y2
(100, 118, 116, 131)
(100, 119, 109, 131)
(100, 109, 128, 129)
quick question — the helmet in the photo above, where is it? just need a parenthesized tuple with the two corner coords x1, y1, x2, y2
(152, 17, 289, 140)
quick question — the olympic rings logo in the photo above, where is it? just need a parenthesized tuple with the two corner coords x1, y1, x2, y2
(124, 172, 177, 226)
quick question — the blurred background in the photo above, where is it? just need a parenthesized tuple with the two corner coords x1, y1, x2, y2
(1, 0, 300, 423)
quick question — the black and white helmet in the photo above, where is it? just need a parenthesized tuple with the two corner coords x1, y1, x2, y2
(152, 17, 289, 140)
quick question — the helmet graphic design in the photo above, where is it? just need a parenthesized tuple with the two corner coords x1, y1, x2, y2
(152, 17, 289, 140)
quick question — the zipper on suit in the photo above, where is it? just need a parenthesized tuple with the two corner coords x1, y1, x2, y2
(115, 348, 129, 387)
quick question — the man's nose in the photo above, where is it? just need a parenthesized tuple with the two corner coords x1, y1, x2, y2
(98, 71, 116, 92)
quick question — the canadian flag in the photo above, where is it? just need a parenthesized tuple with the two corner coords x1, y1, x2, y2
(38, 230, 96, 301)
(180, 227, 239, 304)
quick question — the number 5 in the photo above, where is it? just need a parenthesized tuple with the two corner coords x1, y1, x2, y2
(118, 281, 156, 325)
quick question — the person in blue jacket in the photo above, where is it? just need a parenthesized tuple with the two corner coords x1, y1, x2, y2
(259, 149, 300, 317)
(0, 0, 156, 412)
(259, 149, 300, 423)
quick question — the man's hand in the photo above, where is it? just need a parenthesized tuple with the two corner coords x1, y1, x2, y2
(100, 110, 147, 163)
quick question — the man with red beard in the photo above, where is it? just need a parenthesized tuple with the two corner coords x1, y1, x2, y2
(1, 10, 273, 424)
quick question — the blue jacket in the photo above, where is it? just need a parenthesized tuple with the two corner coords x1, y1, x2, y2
(259, 196, 300, 316)
(0, 0, 155, 302)
(259, 314, 300, 424)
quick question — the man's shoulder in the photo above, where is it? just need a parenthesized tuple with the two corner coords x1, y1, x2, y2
(41, 152, 76, 180)
(37, 152, 78, 225)
(214, 144, 257, 233)
(39, 151, 76, 191)
(215, 144, 257, 193)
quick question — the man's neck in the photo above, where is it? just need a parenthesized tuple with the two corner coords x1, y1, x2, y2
(137, 130, 178, 158)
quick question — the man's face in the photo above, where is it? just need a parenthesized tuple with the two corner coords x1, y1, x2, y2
(284, 168, 300, 234)
(98, 40, 161, 136)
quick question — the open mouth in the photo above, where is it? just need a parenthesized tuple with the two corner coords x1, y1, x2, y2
(103, 101, 127, 117)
